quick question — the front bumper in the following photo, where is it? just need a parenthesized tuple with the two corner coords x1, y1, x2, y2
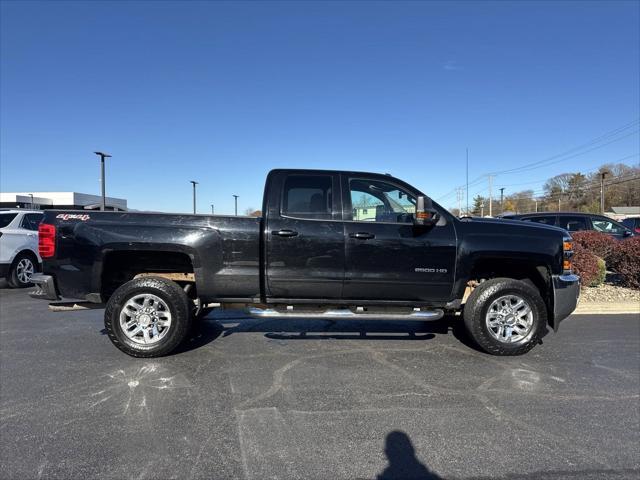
(29, 274, 60, 301)
(551, 273, 580, 330)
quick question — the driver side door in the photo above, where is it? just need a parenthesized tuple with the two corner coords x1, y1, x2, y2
(341, 174, 457, 302)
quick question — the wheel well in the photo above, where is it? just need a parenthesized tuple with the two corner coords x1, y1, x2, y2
(468, 258, 553, 318)
(14, 249, 39, 266)
(101, 251, 194, 300)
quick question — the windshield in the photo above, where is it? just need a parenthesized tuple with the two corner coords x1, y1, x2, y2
(0, 213, 18, 228)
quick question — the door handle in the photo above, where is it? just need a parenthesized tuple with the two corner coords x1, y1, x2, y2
(272, 229, 299, 237)
(349, 232, 375, 240)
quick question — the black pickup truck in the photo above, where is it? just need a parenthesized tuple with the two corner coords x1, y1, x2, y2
(31, 169, 580, 357)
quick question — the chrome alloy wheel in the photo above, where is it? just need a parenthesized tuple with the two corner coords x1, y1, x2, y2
(119, 294, 172, 345)
(485, 294, 534, 343)
(16, 258, 35, 285)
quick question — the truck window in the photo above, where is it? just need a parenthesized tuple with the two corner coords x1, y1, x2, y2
(349, 178, 415, 223)
(281, 175, 333, 220)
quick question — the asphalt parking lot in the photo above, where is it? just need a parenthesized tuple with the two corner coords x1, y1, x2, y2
(1, 287, 639, 480)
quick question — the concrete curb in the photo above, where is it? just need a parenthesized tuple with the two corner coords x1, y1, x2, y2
(573, 301, 640, 315)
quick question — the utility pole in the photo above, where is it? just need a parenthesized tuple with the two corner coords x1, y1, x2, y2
(480, 202, 485, 217)
(499, 187, 505, 214)
(211, 204, 214, 214)
(190, 180, 198, 214)
(558, 197, 561, 212)
(93, 151, 112, 211)
(466, 148, 469, 216)
(600, 171, 610, 214)
(233, 195, 239, 216)
(456, 187, 463, 216)
(488, 175, 494, 217)
(535, 198, 538, 213)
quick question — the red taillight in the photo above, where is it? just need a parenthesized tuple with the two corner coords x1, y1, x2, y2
(38, 223, 56, 258)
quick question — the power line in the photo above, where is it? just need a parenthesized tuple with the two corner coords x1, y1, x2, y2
(488, 119, 639, 176)
(436, 120, 639, 202)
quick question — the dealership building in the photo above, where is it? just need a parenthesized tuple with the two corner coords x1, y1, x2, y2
(0, 192, 127, 211)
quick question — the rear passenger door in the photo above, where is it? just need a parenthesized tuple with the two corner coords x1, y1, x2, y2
(265, 172, 345, 299)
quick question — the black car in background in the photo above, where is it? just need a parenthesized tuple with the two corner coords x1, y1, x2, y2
(502, 212, 634, 240)
(621, 216, 640, 234)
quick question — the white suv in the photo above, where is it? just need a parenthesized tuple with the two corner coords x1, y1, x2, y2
(0, 210, 44, 287)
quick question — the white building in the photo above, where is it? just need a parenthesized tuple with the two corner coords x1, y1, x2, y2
(0, 192, 127, 211)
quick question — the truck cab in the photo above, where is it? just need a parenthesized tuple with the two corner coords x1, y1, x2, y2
(262, 169, 456, 302)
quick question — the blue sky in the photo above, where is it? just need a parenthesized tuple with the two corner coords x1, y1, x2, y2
(1, 0, 638, 213)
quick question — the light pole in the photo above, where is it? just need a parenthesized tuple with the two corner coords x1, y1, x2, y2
(211, 204, 214, 214)
(233, 195, 239, 216)
(190, 180, 198, 214)
(94, 151, 112, 211)
(600, 171, 610, 214)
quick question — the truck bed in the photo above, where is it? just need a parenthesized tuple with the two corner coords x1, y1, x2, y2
(41, 210, 261, 302)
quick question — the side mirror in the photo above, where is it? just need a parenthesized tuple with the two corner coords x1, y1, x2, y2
(623, 229, 633, 237)
(415, 195, 440, 227)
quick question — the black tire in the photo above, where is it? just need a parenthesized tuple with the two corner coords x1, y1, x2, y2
(463, 277, 547, 356)
(104, 276, 193, 358)
(7, 252, 38, 288)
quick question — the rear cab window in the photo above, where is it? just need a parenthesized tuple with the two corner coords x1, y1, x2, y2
(281, 174, 334, 220)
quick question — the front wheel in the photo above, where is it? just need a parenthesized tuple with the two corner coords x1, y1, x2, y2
(463, 277, 547, 356)
(104, 276, 193, 357)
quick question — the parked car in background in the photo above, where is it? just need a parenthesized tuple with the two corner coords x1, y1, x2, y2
(502, 212, 634, 240)
(621, 216, 640, 234)
(0, 210, 44, 287)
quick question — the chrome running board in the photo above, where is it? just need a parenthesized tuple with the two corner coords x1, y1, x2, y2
(246, 307, 444, 321)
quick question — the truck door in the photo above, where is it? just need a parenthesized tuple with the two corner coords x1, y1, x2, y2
(265, 172, 344, 299)
(342, 175, 457, 302)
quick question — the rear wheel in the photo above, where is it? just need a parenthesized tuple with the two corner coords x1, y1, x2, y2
(8, 253, 38, 288)
(463, 277, 547, 356)
(104, 276, 192, 357)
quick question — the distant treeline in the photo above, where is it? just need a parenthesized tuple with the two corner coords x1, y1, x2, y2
(464, 162, 639, 216)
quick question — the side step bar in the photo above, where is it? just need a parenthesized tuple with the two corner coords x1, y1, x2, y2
(247, 307, 444, 321)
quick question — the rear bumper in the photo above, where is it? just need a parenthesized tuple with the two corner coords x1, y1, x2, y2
(551, 273, 580, 330)
(29, 274, 60, 301)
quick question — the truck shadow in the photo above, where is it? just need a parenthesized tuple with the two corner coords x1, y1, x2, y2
(182, 313, 478, 351)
